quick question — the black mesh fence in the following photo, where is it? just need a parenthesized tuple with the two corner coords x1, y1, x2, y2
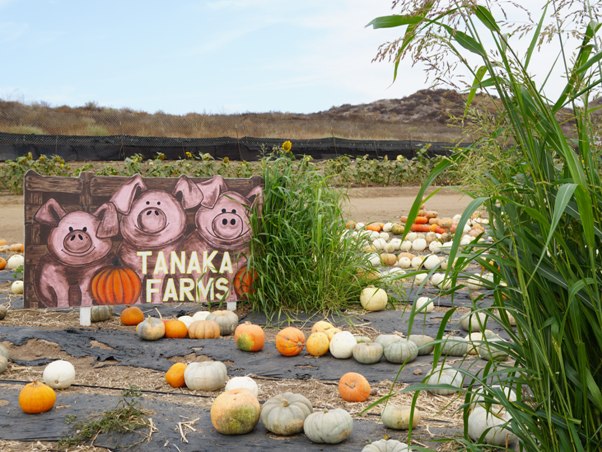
(0, 132, 466, 162)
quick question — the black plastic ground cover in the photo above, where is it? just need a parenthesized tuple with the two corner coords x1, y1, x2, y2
(0, 384, 460, 450)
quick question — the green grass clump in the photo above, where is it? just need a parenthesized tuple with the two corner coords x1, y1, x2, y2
(371, 1, 602, 450)
(247, 149, 375, 317)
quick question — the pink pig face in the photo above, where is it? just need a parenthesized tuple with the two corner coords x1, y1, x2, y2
(195, 192, 252, 250)
(47, 211, 113, 266)
(119, 189, 186, 248)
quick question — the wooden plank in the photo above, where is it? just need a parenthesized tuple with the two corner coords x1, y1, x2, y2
(25, 170, 82, 193)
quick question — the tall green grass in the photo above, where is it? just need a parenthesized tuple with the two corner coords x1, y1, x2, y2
(371, 2, 602, 450)
(247, 150, 375, 318)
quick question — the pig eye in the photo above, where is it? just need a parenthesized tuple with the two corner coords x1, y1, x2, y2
(232, 209, 237, 214)
(221, 208, 227, 213)
(82, 226, 87, 232)
(69, 226, 74, 232)
(157, 201, 161, 205)
(146, 201, 150, 205)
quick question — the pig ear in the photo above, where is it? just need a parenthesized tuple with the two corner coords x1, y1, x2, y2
(198, 175, 227, 209)
(110, 175, 147, 214)
(246, 185, 263, 216)
(34, 198, 67, 227)
(93, 203, 119, 239)
(173, 175, 204, 210)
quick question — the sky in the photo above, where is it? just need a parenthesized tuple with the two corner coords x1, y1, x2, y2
(0, 0, 582, 115)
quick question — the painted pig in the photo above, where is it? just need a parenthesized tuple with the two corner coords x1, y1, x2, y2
(110, 174, 187, 303)
(175, 175, 262, 303)
(34, 198, 119, 308)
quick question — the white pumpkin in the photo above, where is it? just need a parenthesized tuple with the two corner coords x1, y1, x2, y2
(379, 232, 391, 241)
(382, 222, 394, 232)
(373, 238, 388, 251)
(10, 280, 24, 294)
(414, 273, 428, 284)
(460, 311, 489, 332)
(430, 273, 450, 289)
(6, 254, 24, 270)
(381, 404, 421, 430)
(360, 286, 388, 311)
(408, 334, 435, 355)
(368, 253, 381, 266)
(414, 296, 434, 313)
(467, 406, 517, 446)
(375, 334, 403, 349)
(386, 238, 402, 252)
(177, 315, 195, 328)
(362, 439, 411, 452)
(225, 376, 258, 397)
(400, 240, 412, 252)
(411, 238, 427, 251)
(406, 232, 418, 241)
(0, 355, 7, 373)
(428, 240, 442, 253)
(355, 222, 365, 230)
(303, 408, 353, 444)
(423, 254, 441, 270)
(410, 256, 424, 269)
(471, 385, 517, 407)
(426, 366, 463, 395)
(191, 311, 210, 321)
(184, 361, 228, 391)
(397, 257, 411, 269)
(329, 331, 357, 359)
(43, 359, 76, 389)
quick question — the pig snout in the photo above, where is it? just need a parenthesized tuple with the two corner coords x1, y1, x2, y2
(137, 207, 167, 233)
(63, 227, 93, 254)
(211, 208, 245, 239)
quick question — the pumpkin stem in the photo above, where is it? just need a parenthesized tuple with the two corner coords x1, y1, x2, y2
(154, 307, 163, 320)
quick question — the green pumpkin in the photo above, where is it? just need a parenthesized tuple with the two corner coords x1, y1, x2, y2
(303, 408, 353, 444)
(408, 334, 434, 355)
(383, 339, 418, 364)
(352, 342, 384, 364)
(91, 305, 113, 323)
(260, 392, 313, 436)
(440, 336, 469, 356)
(136, 317, 165, 341)
(362, 439, 411, 452)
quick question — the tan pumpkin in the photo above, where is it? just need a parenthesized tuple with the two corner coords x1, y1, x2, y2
(211, 389, 261, 435)
(188, 320, 221, 339)
(136, 317, 165, 341)
(311, 320, 335, 334)
(18, 381, 56, 414)
(306, 332, 330, 357)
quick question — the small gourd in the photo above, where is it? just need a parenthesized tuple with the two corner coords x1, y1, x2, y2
(303, 408, 353, 444)
(184, 361, 228, 391)
(360, 286, 388, 311)
(414, 296, 434, 313)
(207, 310, 239, 336)
(352, 342, 383, 364)
(381, 404, 421, 430)
(6, 254, 24, 270)
(383, 339, 418, 364)
(261, 392, 313, 436)
(10, 280, 24, 294)
(380, 253, 398, 267)
(422, 254, 441, 270)
(329, 331, 357, 359)
(42, 360, 76, 389)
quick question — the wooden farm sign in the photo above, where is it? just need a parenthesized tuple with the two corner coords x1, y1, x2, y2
(24, 171, 262, 309)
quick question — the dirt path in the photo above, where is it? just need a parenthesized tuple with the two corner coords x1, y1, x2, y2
(0, 187, 472, 243)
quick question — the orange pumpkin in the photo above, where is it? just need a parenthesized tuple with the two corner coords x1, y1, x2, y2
(275, 327, 305, 357)
(234, 322, 265, 352)
(233, 265, 258, 299)
(188, 320, 221, 339)
(120, 306, 144, 326)
(164, 319, 188, 339)
(338, 372, 371, 402)
(365, 223, 384, 232)
(0, 257, 6, 271)
(306, 332, 330, 357)
(18, 381, 57, 414)
(165, 362, 187, 388)
(0, 239, 7, 246)
(9, 243, 24, 253)
(91, 262, 141, 305)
